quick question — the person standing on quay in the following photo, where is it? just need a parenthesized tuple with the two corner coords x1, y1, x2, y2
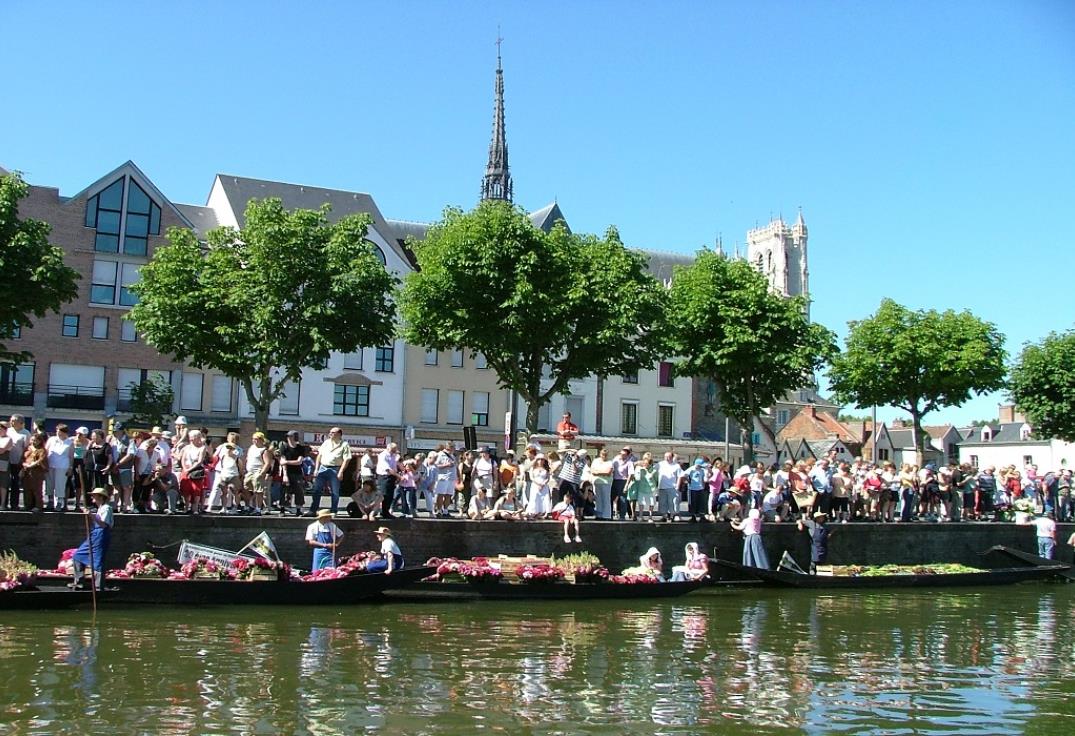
(6, 414, 31, 510)
(656, 451, 683, 521)
(1020, 511, 1057, 559)
(306, 508, 344, 570)
(307, 428, 350, 516)
(610, 446, 634, 520)
(376, 442, 401, 519)
(556, 412, 578, 451)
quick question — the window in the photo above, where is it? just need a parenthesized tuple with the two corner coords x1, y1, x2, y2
(446, 390, 464, 425)
(375, 346, 394, 373)
(1023, 455, 1033, 466)
(211, 375, 233, 412)
(334, 384, 369, 416)
(451, 349, 464, 368)
(9, 324, 20, 339)
(878, 448, 890, 461)
(278, 380, 300, 416)
(420, 388, 439, 423)
(777, 410, 790, 426)
(180, 372, 203, 411)
(658, 362, 674, 388)
(621, 402, 638, 435)
(90, 260, 139, 306)
(472, 391, 490, 426)
(657, 404, 674, 437)
(120, 319, 137, 342)
(343, 351, 363, 370)
(62, 314, 79, 337)
(86, 176, 160, 256)
(537, 403, 551, 432)
(424, 350, 438, 366)
(475, 353, 488, 369)
(117, 368, 171, 411)
(970, 454, 979, 468)
(92, 316, 109, 340)
(622, 371, 638, 384)
(364, 240, 387, 266)
(981, 428, 992, 442)
(0, 363, 34, 406)
(48, 364, 105, 410)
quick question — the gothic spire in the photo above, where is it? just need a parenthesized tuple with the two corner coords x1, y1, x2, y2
(480, 35, 513, 203)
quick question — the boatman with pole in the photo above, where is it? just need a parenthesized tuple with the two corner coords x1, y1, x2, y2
(306, 508, 344, 570)
(70, 487, 113, 590)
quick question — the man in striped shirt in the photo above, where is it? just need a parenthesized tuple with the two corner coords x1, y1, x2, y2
(558, 449, 587, 501)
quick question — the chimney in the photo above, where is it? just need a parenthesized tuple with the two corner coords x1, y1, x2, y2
(998, 404, 1015, 424)
(807, 403, 817, 419)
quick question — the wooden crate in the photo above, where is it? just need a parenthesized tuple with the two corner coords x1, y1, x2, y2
(496, 555, 552, 581)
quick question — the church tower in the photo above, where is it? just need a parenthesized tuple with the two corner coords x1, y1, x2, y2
(480, 39, 513, 203)
(745, 208, 810, 317)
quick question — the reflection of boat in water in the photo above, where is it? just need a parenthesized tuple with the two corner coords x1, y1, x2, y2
(31, 567, 435, 607)
(384, 579, 707, 601)
(712, 547, 1071, 589)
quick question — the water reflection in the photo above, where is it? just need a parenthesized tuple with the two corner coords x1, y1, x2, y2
(1, 587, 1074, 734)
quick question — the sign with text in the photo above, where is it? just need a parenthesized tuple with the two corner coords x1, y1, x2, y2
(304, 432, 390, 448)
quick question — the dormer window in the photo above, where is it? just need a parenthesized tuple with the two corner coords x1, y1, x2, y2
(981, 428, 992, 442)
(1020, 426, 1031, 441)
(85, 177, 161, 256)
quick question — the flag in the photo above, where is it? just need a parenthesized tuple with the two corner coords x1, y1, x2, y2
(778, 551, 807, 575)
(238, 532, 281, 563)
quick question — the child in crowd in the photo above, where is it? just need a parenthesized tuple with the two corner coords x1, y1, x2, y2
(552, 491, 581, 543)
(396, 459, 418, 518)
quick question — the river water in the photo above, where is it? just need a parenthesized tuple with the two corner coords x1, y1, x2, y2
(2, 585, 1073, 735)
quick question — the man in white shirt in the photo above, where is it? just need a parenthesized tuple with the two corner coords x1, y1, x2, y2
(6, 414, 30, 510)
(376, 442, 401, 519)
(611, 447, 635, 520)
(45, 423, 74, 511)
(657, 452, 684, 521)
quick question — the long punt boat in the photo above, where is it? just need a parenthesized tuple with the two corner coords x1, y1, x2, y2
(385, 578, 707, 601)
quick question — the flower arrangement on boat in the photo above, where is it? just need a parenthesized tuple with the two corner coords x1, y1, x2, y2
(171, 557, 226, 580)
(517, 564, 566, 584)
(0, 551, 38, 592)
(228, 557, 292, 582)
(299, 551, 379, 582)
(551, 552, 610, 584)
(608, 573, 660, 584)
(458, 558, 502, 583)
(108, 552, 170, 579)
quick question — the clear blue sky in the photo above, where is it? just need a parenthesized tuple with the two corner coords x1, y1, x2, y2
(4, 1, 1073, 426)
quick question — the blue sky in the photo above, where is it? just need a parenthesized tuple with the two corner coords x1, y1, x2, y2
(3, 1, 1073, 426)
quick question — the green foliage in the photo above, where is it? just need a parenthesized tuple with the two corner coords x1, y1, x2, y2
(130, 197, 396, 429)
(399, 201, 666, 431)
(0, 172, 80, 363)
(1009, 329, 1075, 442)
(125, 373, 175, 428)
(828, 298, 1007, 460)
(665, 250, 836, 459)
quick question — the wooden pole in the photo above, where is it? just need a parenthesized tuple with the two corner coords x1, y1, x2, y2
(82, 509, 97, 613)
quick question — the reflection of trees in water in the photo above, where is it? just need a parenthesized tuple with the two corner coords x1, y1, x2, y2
(1, 590, 1073, 733)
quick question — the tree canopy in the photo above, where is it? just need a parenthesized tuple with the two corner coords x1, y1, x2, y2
(828, 298, 1007, 461)
(1008, 329, 1075, 442)
(130, 198, 396, 430)
(399, 201, 666, 432)
(126, 373, 176, 428)
(665, 249, 836, 461)
(0, 172, 80, 363)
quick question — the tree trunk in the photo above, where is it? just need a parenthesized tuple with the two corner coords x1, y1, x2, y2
(242, 376, 271, 433)
(742, 416, 755, 465)
(910, 407, 924, 467)
(525, 400, 541, 435)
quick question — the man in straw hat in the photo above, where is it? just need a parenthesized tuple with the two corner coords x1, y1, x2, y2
(366, 526, 404, 575)
(305, 508, 344, 571)
(797, 511, 835, 574)
(70, 488, 114, 589)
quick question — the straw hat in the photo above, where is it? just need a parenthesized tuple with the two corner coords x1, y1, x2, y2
(316, 509, 333, 520)
(374, 526, 392, 537)
(812, 511, 827, 521)
(90, 487, 109, 499)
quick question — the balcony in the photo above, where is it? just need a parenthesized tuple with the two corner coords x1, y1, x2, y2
(0, 382, 34, 406)
(116, 388, 133, 413)
(47, 384, 105, 411)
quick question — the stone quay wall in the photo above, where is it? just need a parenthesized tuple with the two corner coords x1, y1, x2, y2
(2, 512, 1071, 574)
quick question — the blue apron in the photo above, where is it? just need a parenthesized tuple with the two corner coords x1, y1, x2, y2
(312, 527, 336, 570)
(73, 525, 111, 572)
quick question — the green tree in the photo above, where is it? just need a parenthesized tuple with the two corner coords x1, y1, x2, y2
(125, 373, 175, 428)
(1009, 329, 1075, 442)
(0, 172, 80, 362)
(666, 250, 836, 461)
(828, 298, 1007, 463)
(399, 201, 666, 433)
(130, 198, 396, 430)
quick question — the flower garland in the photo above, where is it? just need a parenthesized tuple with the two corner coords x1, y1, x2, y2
(517, 564, 565, 584)
(108, 552, 170, 580)
(300, 551, 379, 582)
(228, 557, 291, 581)
(609, 573, 659, 584)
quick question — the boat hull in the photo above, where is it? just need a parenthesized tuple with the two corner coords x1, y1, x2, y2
(710, 557, 1070, 589)
(385, 579, 706, 601)
(0, 588, 104, 610)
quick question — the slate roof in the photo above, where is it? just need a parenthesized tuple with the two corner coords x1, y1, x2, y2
(923, 424, 955, 440)
(959, 423, 1030, 444)
(175, 204, 220, 239)
(886, 428, 917, 449)
(529, 202, 569, 233)
(643, 250, 695, 283)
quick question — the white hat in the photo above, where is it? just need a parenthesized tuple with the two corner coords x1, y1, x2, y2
(577, 448, 589, 456)
(175, 416, 188, 425)
(735, 465, 751, 479)
(75, 426, 89, 436)
(748, 508, 761, 520)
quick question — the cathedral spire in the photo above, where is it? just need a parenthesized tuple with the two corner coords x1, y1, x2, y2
(480, 34, 513, 203)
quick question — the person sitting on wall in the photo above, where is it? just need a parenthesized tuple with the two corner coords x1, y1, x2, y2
(551, 491, 581, 544)
(347, 480, 382, 521)
(485, 485, 523, 520)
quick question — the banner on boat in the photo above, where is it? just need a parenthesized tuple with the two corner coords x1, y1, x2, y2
(176, 541, 256, 567)
(237, 532, 281, 563)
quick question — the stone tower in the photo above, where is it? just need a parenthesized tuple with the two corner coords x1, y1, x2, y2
(480, 40, 513, 203)
(745, 208, 810, 317)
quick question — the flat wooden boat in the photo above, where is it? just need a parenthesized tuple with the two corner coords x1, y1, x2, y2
(36, 566, 435, 606)
(384, 578, 707, 601)
(0, 587, 105, 610)
(981, 545, 1075, 581)
(710, 557, 1070, 589)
